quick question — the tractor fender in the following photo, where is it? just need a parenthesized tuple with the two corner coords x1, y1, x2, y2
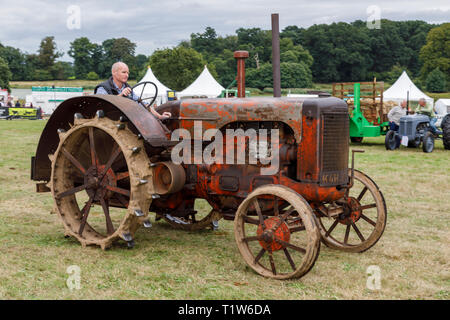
(32, 95, 170, 181)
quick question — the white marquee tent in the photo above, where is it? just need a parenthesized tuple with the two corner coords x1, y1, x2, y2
(435, 99, 450, 115)
(384, 71, 433, 106)
(133, 66, 173, 105)
(177, 66, 225, 99)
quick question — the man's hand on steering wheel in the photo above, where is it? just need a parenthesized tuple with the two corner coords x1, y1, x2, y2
(130, 81, 172, 120)
(130, 81, 158, 107)
(119, 87, 132, 97)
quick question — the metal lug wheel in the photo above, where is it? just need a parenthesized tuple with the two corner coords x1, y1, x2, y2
(50, 115, 154, 249)
(234, 185, 320, 280)
(317, 169, 387, 253)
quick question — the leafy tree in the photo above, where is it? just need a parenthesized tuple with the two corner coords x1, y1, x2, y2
(246, 62, 312, 90)
(102, 38, 138, 79)
(51, 61, 74, 80)
(33, 69, 52, 81)
(191, 27, 220, 56)
(426, 68, 446, 92)
(280, 62, 312, 88)
(0, 45, 29, 81)
(420, 23, 450, 85)
(210, 49, 236, 87)
(0, 57, 12, 92)
(246, 63, 272, 90)
(281, 25, 305, 46)
(68, 37, 99, 79)
(149, 46, 210, 91)
(37, 36, 62, 70)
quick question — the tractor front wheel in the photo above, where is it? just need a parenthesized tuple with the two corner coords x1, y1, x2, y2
(422, 131, 435, 153)
(317, 170, 387, 253)
(234, 185, 320, 280)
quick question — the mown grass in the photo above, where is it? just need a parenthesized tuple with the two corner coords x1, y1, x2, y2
(0, 120, 448, 300)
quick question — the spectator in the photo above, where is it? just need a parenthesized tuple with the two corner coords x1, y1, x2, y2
(416, 98, 432, 115)
(388, 100, 407, 131)
(15, 101, 21, 108)
(388, 100, 407, 148)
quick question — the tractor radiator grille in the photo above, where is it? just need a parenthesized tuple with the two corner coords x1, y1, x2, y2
(320, 112, 349, 186)
(400, 120, 413, 136)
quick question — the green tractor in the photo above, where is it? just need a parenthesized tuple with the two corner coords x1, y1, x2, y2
(333, 81, 389, 143)
(349, 83, 389, 142)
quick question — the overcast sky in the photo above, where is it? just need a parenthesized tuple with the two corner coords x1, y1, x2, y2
(0, 0, 448, 61)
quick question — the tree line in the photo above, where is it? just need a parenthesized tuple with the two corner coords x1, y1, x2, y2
(0, 20, 448, 92)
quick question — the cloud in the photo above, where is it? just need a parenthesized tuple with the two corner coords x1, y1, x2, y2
(0, 0, 448, 61)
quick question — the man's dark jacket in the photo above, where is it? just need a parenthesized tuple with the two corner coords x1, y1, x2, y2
(94, 77, 131, 95)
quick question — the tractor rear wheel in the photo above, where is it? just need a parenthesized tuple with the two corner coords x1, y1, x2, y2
(50, 113, 154, 249)
(234, 185, 320, 280)
(442, 116, 450, 150)
(317, 170, 387, 253)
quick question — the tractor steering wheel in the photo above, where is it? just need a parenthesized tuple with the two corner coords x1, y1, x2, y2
(131, 81, 158, 108)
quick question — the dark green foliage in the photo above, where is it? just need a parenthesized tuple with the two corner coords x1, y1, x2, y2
(68, 37, 99, 79)
(0, 20, 445, 87)
(246, 62, 312, 90)
(420, 23, 450, 86)
(426, 68, 446, 92)
(281, 19, 434, 83)
(51, 61, 74, 80)
(149, 46, 211, 91)
(37, 36, 63, 70)
(0, 57, 12, 91)
(86, 71, 99, 81)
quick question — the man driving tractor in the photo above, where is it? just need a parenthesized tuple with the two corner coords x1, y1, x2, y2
(95, 61, 171, 120)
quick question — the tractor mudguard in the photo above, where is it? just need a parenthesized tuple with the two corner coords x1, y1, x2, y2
(31, 95, 170, 181)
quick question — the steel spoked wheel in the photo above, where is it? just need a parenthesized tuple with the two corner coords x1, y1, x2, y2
(234, 185, 320, 280)
(162, 209, 222, 231)
(317, 169, 387, 253)
(50, 114, 154, 249)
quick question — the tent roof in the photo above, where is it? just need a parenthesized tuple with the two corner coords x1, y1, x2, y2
(133, 66, 172, 97)
(436, 99, 450, 106)
(178, 66, 225, 98)
(384, 71, 433, 101)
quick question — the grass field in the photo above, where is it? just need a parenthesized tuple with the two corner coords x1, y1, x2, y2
(0, 119, 448, 300)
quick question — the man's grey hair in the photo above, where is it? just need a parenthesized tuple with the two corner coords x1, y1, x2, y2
(111, 61, 128, 74)
(419, 98, 426, 102)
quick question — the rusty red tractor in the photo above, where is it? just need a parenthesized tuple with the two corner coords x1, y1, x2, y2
(31, 54, 386, 280)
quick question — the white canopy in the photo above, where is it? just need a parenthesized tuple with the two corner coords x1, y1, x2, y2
(435, 99, 450, 115)
(133, 66, 172, 105)
(177, 65, 225, 99)
(384, 71, 433, 105)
